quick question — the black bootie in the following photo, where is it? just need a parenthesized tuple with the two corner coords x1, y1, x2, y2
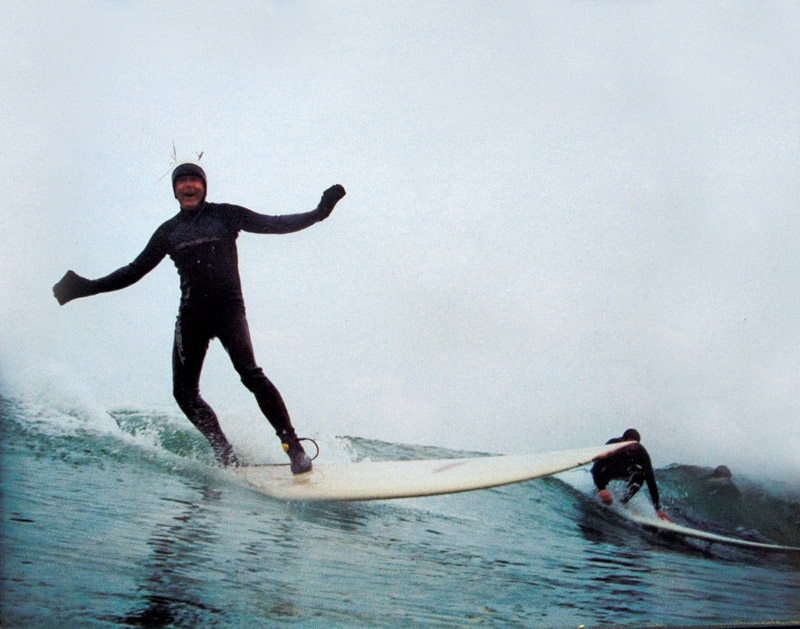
(283, 440, 312, 474)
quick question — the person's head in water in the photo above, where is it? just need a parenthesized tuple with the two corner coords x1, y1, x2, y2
(621, 428, 641, 442)
(709, 465, 733, 480)
(172, 163, 207, 211)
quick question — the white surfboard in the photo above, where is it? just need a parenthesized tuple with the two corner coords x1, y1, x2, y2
(621, 508, 800, 553)
(234, 442, 632, 502)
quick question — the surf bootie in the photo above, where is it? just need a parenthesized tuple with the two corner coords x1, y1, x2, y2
(283, 440, 312, 474)
(217, 444, 240, 468)
(209, 437, 239, 468)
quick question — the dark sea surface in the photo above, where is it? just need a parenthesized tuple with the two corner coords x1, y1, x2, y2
(2, 396, 798, 627)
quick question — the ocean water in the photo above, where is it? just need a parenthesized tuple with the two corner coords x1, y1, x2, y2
(1, 395, 798, 628)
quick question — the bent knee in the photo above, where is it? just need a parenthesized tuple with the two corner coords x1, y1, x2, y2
(240, 367, 272, 390)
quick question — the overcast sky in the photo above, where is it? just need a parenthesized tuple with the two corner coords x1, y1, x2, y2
(2, 1, 799, 477)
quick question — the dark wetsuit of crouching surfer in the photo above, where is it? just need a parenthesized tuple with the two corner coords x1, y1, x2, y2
(52, 162, 345, 473)
(591, 429, 671, 521)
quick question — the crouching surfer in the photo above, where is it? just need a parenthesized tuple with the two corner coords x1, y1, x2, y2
(53, 162, 345, 473)
(591, 429, 672, 521)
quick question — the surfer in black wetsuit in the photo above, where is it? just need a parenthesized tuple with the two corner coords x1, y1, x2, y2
(591, 429, 672, 521)
(52, 162, 346, 473)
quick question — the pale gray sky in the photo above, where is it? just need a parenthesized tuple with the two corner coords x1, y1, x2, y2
(2, 1, 799, 477)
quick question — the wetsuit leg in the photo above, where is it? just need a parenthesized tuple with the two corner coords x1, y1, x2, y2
(173, 311, 238, 466)
(620, 470, 646, 504)
(216, 305, 298, 444)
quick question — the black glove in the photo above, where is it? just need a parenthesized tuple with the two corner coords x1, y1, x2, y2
(53, 270, 94, 305)
(316, 184, 346, 219)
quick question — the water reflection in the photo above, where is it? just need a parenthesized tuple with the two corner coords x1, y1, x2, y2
(289, 499, 384, 532)
(114, 483, 226, 626)
(574, 496, 657, 623)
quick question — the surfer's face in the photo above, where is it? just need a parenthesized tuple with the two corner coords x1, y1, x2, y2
(174, 175, 206, 211)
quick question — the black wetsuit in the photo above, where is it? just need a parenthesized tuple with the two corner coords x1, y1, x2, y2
(57, 201, 330, 465)
(591, 439, 661, 509)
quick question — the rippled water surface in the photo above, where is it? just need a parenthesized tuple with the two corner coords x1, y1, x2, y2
(2, 398, 798, 627)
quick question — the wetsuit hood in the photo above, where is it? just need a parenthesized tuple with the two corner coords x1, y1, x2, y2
(172, 163, 207, 193)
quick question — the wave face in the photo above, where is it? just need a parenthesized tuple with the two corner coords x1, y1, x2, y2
(2, 396, 799, 627)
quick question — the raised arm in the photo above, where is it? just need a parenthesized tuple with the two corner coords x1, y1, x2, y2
(235, 184, 346, 234)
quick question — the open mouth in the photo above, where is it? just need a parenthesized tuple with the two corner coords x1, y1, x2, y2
(177, 186, 204, 207)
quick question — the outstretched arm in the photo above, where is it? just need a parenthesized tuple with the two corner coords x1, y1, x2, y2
(642, 454, 661, 510)
(235, 184, 346, 234)
(591, 462, 616, 504)
(640, 451, 672, 520)
(53, 229, 168, 305)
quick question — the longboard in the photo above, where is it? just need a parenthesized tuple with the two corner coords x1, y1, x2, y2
(621, 508, 800, 553)
(234, 442, 632, 502)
